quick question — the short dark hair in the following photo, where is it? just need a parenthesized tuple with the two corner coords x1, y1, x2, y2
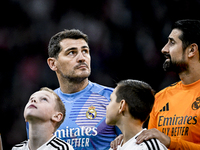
(115, 79, 155, 122)
(172, 19, 200, 53)
(48, 29, 88, 58)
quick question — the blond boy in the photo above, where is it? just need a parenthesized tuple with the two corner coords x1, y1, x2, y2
(12, 87, 74, 150)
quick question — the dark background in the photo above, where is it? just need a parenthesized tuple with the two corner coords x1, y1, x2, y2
(1, 0, 200, 149)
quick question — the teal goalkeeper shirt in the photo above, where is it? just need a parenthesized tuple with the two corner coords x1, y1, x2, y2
(54, 81, 121, 150)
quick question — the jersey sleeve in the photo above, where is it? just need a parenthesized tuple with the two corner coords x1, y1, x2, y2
(148, 92, 161, 129)
(148, 106, 157, 129)
(148, 89, 166, 129)
(169, 137, 200, 150)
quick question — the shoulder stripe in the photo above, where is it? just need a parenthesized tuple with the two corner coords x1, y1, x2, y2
(144, 140, 151, 150)
(153, 138, 160, 149)
(47, 137, 69, 150)
(49, 141, 63, 149)
(144, 139, 161, 150)
(149, 139, 156, 149)
(54, 137, 69, 150)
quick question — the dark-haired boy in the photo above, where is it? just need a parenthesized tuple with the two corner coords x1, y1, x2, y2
(106, 79, 167, 150)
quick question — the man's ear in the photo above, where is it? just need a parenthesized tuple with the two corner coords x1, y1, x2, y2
(119, 100, 127, 115)
(52, 112, 63, 123)
(47, 57, 57, 71)
(188, 43, 198, 58)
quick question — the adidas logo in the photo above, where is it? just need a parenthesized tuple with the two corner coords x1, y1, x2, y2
(160, 102, 169, 112)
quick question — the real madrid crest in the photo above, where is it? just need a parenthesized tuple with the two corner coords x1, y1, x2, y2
(86, 105, 97, 119)
(192, 97, 200, 110)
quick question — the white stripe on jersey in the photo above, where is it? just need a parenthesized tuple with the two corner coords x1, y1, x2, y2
(47, 137, 70, 149)
(109, 129, 168, 150)
(144, 138, 162, 150)
(12, 136, 74, 150)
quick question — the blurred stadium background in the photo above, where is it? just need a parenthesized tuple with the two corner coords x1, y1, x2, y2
(0, 0, 200, 149)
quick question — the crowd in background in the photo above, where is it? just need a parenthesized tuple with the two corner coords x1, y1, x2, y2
(0, 0, 200, 149)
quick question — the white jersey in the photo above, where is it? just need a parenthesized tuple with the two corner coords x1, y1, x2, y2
(109, 129, 168, 150)
(12, 135, 74, 150)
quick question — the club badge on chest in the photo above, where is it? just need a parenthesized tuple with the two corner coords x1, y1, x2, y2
(86, 105, 97, 120)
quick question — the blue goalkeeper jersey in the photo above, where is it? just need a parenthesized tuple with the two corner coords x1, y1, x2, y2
(54, 81, 121, 150)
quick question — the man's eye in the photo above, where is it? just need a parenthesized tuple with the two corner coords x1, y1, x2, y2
(169, 40, 175, 45)
(83, 50, 87, 53)
(83, 49, 90, 55)
(68, 51, 75, 55)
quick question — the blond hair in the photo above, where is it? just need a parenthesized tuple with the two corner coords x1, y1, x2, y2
(40, 87, 66, 130)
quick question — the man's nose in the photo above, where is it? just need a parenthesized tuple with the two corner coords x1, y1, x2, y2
(161, 44, 169, 54)
(77, 52, 85, 62)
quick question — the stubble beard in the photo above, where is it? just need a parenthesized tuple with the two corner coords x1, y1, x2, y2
(59, 69, 91, 84)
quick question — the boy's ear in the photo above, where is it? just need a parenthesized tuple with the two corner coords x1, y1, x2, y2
(119, 100, 127, 115)
(188, 43, 198, 58)
(47, 57, 57, 71)
(52, 112, 63, 123)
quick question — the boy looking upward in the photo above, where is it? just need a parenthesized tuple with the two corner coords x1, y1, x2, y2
(12, 87, 74, 150)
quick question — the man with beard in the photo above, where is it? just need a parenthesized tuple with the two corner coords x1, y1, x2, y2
(111, 20, 200, 150)
(136, 20, 200, 149)
(45, 29, 120, 150)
